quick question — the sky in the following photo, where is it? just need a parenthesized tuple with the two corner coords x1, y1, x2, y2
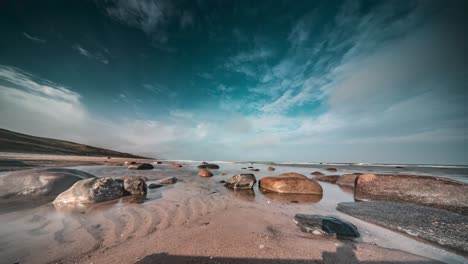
(0, 0, 467, 164)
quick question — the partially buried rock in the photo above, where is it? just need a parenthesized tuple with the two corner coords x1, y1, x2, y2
(155, 176, 178, 185)
(278, 172, 308, 179)
(267, 167, 275, 171)
(115, 176, 147, 195)
(201, 161, 209, 165)
(53, 177, 123, 205)
(313, 175, 340, 184)
(310, 171, 324, 176)
(148, 183, 163, 189)
(171, 163, 183, 168)
(336, 174, 359, 187)
(197, 164, 220, 169)
(224, 174, 257, 190)
(294, 214, 360, 238)
(326, 168, 337, 172)
(259, 177, 323, 194)
(128, 163, 154, 170)
(124, 161, 136, 165)
(0, 168, 96, 198)
(354, 174, 468, 215)
(198, 169, 213, 177)
(249, 168, 260, 172)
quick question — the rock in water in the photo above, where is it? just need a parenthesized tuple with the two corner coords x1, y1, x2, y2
(199, 169, 213, 177)
(0, 168, 96, 198)
(224, 174, 257, 190)
(267, 167, 275, 171)
(278, 172, 308, 179)
(124, 161, 136, 165)
(197, 164, 220, 169)
(354, 174, 468, 215)
(311, 171, 324, 176)
(259, 177, 323, 194)
(294, 214, 360, 238)
(337, 201, 468, 254)
(153, 161, 162, 164)
(201, 161, 209, 165)
(148, 183, 163, 189)
(171, 163, 183, 168)
(326, 168, 337, 172)
(128, 163, 154, 170)
(155, 177, 178, 185)
(313, 175, 340, 184)
(336, 174, 359, 187)
(53, 177, 124, 205)
(116, 177, 147, 195)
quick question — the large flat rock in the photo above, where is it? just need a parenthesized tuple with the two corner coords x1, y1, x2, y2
(337, 201, 468, 255)
(354, 174, 468, 215)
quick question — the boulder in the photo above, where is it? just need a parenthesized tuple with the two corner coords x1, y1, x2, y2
(354, 174, 468, 215)
(155, 177, 178, 185)
(260, 191, 322, 204)
(0, 168, 96, 198)
(128, 163, 154, 170)
(201, 161, 209, 165)
(337, 201, 468, 253)
(124, 161, 136, 165)
(198, 169, 213, 177)
(278, 172, 308, 179)
(294, 214, 360, 238)
(115, 177, 147, 195)
(259, 177, 323, 194)
(171, 163, 183, 168)
(336, 174, 359, 187)
(267, 167, 276, 171)
(326, 168, 337, 172)
(53, 177, 124, 205)
(313, 175, 340, 184)
(148, 183, 163, 189)
(224, 174, 257, 190)
(310, 171, 324, 176)
(197, 164, 219, 169)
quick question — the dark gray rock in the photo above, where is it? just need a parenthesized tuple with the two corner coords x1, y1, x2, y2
(354, 174, 468, 215)
(148, 183, 163, 189)
(53, 177, 124, 205)
(155, 177, 178, 185)
(337, 201, 468, 254)
(197, 164, 220, 169)
(294, 214, 360, 238)
(128, 163, 154, 170)
(224, 174, 256, 190)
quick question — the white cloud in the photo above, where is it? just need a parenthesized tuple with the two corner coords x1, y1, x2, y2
(23, 32, 46, 43)
(73, 44, 109, 64)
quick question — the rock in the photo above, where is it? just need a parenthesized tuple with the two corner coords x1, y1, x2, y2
(259, 177, 323, 194)
(336, 174, 359, 187)
(337, 201, 468, 254)
(294, 214, 360, 238)
(153, 161, 162, 164)
(267, 167, 275, 171)
(124, 161, 136, 165)
(313, 175, 340, 184)
(148, 183, 163, 189)
(155, 177, 178, 185)
(115, 176, 149, 182)
(219, 180, 226, 184)
(201, 161, 209, 165)
(197, 164, 219, 169)
(0, 168, 96, 198)
(241, 167, 247, 169)
(354, 174, 468, 215)
(107, 156, 111, 159)
(121, 177, 147, 195)
(248, 166, 253, 168)
(278, 172, 308, 179)
(128, 163, 154, 170)
(326, 168, 337, 172)
(221, 173, 227, 176)
(260, 190, 322, 204)
(310, 171, 324, 176)
(53, 177, 124, 205)
(198, 169, 213, 177)
(171, 163, 183, 168)
(224, 174, 257, 190)
(249, 168, 260, 172)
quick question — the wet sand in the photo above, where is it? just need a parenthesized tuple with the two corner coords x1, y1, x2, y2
(0, 154, 467, 263)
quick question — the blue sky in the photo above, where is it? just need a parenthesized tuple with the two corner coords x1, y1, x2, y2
(0, 0, 467, 164)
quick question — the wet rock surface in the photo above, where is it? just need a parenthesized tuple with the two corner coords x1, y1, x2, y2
(154, 176, 178, 185)
(310, 171, 324, 176)
(278, 172, 308, 179)
(267, 166, 275, 171)
(198, 169, 213, 177)
(336, 174, 358, 187)
(122, 178, 147, 195)
(53, 177, 124, 205)
(0, 168, 96, 198)
(294, 214, 360, 238)
(197, 164, 219, 169)
(224, 174, 256, 190)
(313, 175, 340, 183)
(354, 174, 468, 215)
(337, 201, 468, 254)
(171, 163, 183, 168)
(259, 177, 323, 194)
(128, 163, 154, 170)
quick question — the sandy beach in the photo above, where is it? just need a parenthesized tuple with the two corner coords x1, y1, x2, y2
(0, 153, 467, 264)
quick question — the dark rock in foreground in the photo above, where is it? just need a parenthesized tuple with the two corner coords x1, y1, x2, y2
(355, 174, 468, 215)
(312, 175, 340, 183)
(197, 164, 219, 169)
(53, 177, 124, 205)
(224, 174, 256, 190)
(337, 201, 468, 254)
(294, 214, 359, 238)
(0, 168, 96, 198)
(128, 163, 154, 170)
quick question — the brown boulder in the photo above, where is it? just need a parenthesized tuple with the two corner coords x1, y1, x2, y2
(267, 167, 276, 171)
(355, 174, 468, 215)
(336, 174, 359, 187)
(326, 168, 337, 172)
(278, 172, 308, 179)
(171, 163, 183, 168)
(311, 171, 324, 176)
(154, 177, 178, 185)
(259, 177, 323, 194)
(198, 169, 213, 177)
(313, 175, 340, 184)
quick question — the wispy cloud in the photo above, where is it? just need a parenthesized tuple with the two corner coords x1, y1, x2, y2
(23, 32, 46, 43)
(73, 44, 109, 64)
